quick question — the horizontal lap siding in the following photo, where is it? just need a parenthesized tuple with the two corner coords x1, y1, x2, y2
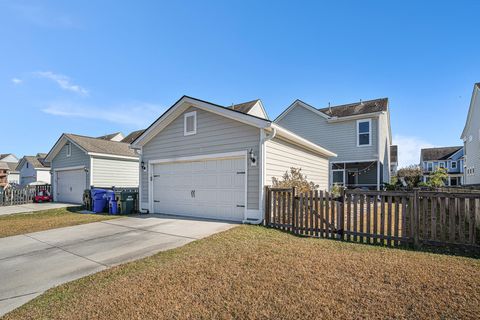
(92, 157, 139, 188)
(277, 105, 378, 162)
(141, 106, 261, 210)
(464, 93, 480, 185)
(51, 142, 90, 186)
(265, 137, 330, 191)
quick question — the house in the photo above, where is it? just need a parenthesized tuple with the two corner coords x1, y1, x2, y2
(390, 145, 398, 177)
(0, 153, 20, 184)
(275, 98, 393, 190)
(45, 133, 140, 204)
(420, 146, 464, 186)
(121, 129, 146, 144)
(97, 132, 125, 142)
(16, 153, 51, 185)
(461, 82, 480, 186)
(130, 95, 336, 223)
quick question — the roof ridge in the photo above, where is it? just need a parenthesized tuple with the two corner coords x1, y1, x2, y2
(66, 133, 131, 145)
(319, 97, 389, 110)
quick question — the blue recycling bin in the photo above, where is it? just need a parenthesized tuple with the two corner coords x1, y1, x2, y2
(105, 190, 118, 214)
(91, 188, 107, 213)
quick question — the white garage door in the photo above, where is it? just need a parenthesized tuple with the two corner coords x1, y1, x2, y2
(152, 157, 246, 221)
(56, 169, 87, 204)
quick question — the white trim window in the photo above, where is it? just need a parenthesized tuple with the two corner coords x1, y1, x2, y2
(184, 111, 197, 136)
(332, 169, 345, 186)
(357, 119, 372, 147)
(66, 143, 71, 157)
(427, 162, 433, 172)
(439, 162, 445, 169)
(451, 161, 457, 169)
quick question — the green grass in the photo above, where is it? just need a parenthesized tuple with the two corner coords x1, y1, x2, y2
(0, 207, 120, 238)
(3, 226, 479, 320)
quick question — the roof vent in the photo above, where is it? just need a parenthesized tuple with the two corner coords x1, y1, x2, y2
(328, 102, 332, 114)
(359, 99, 363, 105)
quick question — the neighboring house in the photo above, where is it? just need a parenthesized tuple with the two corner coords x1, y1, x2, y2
(461, 82, 480, 186)
(97, 132, 125, 142)
(16, 153, 51, 185)
(0, 153, 20, 184)
(390, 145, 398, 177)
(45, 133, 139, 204)
(0, 162, 8, 187)
(420, 146, 464, 186)
(121, 129, 146, 144)
(275, 98, 393, 190)
(131, 95, 336, 223)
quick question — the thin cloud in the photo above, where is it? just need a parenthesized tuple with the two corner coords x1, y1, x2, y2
(393, 134, 435, 169)
(8, 3, 77, 28)
(42, 101, 165, 127)
(34, 71, 89, 96)
(11, 78, 22, 85)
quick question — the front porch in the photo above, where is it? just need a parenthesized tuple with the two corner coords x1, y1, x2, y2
(331, 161, 381, 190)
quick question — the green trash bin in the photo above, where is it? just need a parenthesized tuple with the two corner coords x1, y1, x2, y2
(117, 190, 137, 214)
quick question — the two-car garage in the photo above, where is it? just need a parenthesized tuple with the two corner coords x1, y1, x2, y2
(150, 155, 247, 222)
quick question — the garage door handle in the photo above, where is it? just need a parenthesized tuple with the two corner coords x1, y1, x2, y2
(236, 205, 245, 208)
(191, 190, 195, 198)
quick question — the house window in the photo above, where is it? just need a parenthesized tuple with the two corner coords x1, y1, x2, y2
(439, 162, 445, 169)
(26, 162, 29, 169)
(427, 162, 433, 172)
(451, 161, 457, 169)
(66, 143, 71, 157)
(357, 119, 371, 146)
(332, 170, 345, 186)
(184, 111, 197, 136)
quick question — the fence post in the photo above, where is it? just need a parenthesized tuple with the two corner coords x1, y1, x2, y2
(336, 188, 345, 240)
(291, 187, 297, 234)
(264, 186, 270, 226)
(413, 189, 420, 248)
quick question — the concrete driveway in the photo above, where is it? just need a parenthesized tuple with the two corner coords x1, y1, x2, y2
(0, 202, 78, 216)
(0, 214, 236, 316)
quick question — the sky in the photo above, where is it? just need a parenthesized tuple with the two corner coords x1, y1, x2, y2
(1, 0, 479, 168)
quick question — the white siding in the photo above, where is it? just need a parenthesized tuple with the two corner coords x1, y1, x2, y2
(141, 106, 261, 210)
(36, 170, 51, 184)
(265, 137, 330, 191)
(91, 157, 139, 188)
(464, 89, 480, 185)
(19, 161, 37, 185)
(7, 173, 19, 184)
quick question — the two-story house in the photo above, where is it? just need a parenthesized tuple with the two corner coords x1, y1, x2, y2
(16, 153, 51, 186)
(420, 146, 464, 186)
(275, 98, 393, 190)
(461, 82, 480, 186)
(0, 153, 20, 185)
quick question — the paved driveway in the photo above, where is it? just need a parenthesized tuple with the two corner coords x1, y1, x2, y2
(0, 214, 235, 316)
(0, 202, 77, 216)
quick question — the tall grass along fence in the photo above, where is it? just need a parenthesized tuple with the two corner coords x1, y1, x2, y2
(0, 185, 51, 206)
(265, 187, 479, 252)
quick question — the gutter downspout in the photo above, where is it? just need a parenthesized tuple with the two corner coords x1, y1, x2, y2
(243, 127, 277, 225)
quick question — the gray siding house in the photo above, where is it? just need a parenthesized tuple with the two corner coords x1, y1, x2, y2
(45, 133, 139, 204)
(461, 83, 480, 186)
(131, 96, 336, 223)
(275, 98, 393, 190)
(420, 146, 464, 186)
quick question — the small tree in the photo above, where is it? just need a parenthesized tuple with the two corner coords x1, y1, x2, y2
(397, 165, 423, 189)
(272, 167, 318, 194)
(427, 167, 448, 188)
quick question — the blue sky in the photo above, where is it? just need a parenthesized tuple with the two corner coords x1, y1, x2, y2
(1, 0, 478, 167)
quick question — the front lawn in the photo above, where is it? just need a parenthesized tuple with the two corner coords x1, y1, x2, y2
(0, 207, 119, 238)
(3, 226, 479, 319)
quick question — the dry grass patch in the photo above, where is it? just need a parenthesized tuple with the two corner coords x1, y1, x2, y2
(0, 207, 119, 238)
(3, 226, 480, 320)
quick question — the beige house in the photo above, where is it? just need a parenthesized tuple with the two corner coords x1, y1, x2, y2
(131, 96, 336, 223)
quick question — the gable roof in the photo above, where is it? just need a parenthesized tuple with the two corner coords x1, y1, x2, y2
(122, 129, 145, 144)
(6, 162, 19, 172)
(131, 95, 336, 158)
(461, 82, 480, 139)
(390, 145, 398, 163)
(97, 132, 124, 141)
(17, 154, 50, 171)
(318, 98, 388, 118)
(420, 146, 463, 161)
(229, 99, 260, 114)
(0, 153, 18, 162)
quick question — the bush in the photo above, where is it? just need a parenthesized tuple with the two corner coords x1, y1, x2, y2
(272, 167, 319, 194)
(397, 165, 423, 189)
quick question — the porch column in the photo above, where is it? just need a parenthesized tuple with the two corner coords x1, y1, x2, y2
(377, 160, 380, 190)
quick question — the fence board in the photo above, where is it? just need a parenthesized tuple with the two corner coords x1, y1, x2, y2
(359, 195, 365, 243)
(366, 196, 371, 244)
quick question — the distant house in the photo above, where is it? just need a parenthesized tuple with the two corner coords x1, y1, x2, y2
(275, 98, 393, 190)
(0, 153, 20, 184)
(45, 132, 139, 204)
(97, 132, 125, 142)
(17, 153, 51, 185)
(390, 145, 398, 177)
(460, 82, 480, 186)
(420, 146, 464, 186)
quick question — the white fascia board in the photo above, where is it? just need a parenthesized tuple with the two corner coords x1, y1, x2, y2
(268, 123, 337, 158)
(327, 111, 384, 123)
(87, 152, 139, 160)
(132, 96, 270, 148)
(275, 99, 330, 123)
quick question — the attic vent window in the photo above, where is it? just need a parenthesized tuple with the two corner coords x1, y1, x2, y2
(184, 111, 197, 136)
(66, 143, 71, 157)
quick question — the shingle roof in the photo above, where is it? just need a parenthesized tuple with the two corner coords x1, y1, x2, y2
(318, 98, 388, 117)
(420, 146, 463, 161)
(0, 153, 16, 161)
(6, 162, 19, 172)
(229, 100, 260, 114)
(97, 132, 123, 140)
(476, 83, 480, 89)
(390, 145, 398, 163)
(20, 155, 50, 169)
(122, 129, 145, 144)
(66, 134, 138, 158)
(0, 162, 8, 170)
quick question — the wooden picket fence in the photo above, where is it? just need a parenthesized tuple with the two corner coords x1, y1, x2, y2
(0, 185, 52, 206)
(264, 187, 480, 251)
